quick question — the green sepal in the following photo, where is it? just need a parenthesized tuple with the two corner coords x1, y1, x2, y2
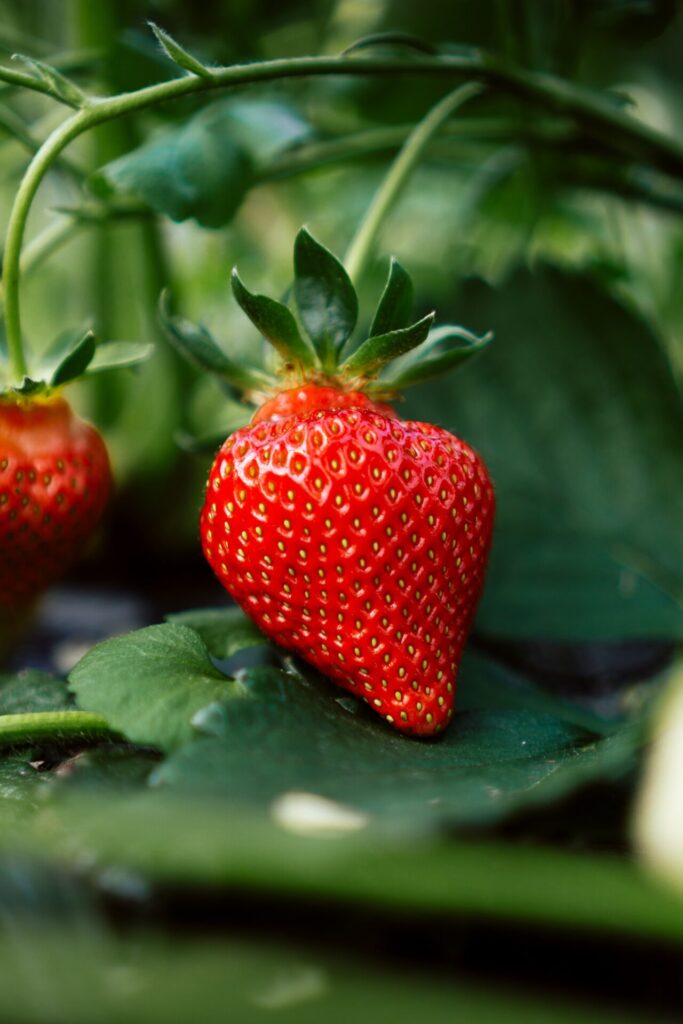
(11, 54, 88, 108)
(160, 292, 273, 393)
(293, 228, 358, 371)
(379, 325, 493, 390)
(8, 377, 45, 397)
(369, 257, 415, 337)
(50, 330, 96, 386)
(231, 270, 316, 370)
(340, 312, 435, 380)
(148, 22, 213, 79)
(85, 341, 154, 374)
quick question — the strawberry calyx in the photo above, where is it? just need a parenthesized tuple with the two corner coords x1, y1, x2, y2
(0, 326, 152, 399)
(162, 227, 492, 445)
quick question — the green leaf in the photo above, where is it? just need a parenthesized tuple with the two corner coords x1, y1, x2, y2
(369, 257, 415, 336)
(68, 624, 244, 753)
(404, 265, 683, 639)
(216, 98, 311, 163)
(49, 330, 96, 386)
(11, 54, 87, 107)
(147, 21, 213, 79)
(0, 671, 72, 715)
(293, 228, 358, 369)
(166, 607, 267, 659)
(478, 523, 683, 641)
(153, 658, 637, 830)
(340, 312, 435, 379)
(0, 920, 654, 1024)
(380, 324, 492, 389)
(231, 269, 316, 369)
(90, 105, 256, 229)
(160, 293, 272, 393)
(85, 341, 153, 374)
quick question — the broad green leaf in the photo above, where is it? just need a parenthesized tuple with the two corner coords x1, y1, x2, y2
(403, 265, 683, 639)
(478, 523, 683, 641)
(231, 269, 316, 369)
(0, 922, 646, 1024)
(85, 341, 153, 374)
(340, 312, 435, 379)
(90, 104, 256, 228)
(293, 229, 358, 368)
(49, 330, 96, 386)
(3, 789, 683, 949)
(68, 624, 244, 752)
(153, 658, 618, 828)
(0, 670, 72, 714)
(167, 607, 267, 660)
(0, 753, 45, 802)
(219, 98, 311, 163)
(148, 21, 213, 78)
(369, 257, 415, 337)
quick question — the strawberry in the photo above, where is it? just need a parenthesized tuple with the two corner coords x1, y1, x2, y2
(0, 396, 111, 612)
(166, 229, 494, 736)
(0, 329, 149, 655)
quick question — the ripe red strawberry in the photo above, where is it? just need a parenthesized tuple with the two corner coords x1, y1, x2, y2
(167, 228, 495, 736)
(0, 396, 111, 614)
(202, 387, 493, 735)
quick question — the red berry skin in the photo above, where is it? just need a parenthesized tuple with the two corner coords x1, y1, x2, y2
(201, 392, 494, 736)
(0, 397, 111, 610)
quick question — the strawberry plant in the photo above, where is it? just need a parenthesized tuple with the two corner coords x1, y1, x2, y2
(0, 3, 682, 1020)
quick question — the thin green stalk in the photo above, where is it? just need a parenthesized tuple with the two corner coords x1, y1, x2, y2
(344, 82, 484, 282)
(3, 48, 683, 381)
(0, 711, 117, 747)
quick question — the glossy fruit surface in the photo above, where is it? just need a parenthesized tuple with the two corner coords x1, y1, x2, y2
(0, 396, 111, 608)
(201, 389, 494, 735)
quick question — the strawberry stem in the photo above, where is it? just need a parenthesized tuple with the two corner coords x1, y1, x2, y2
(2, 40, 682, 380)
(344, 82, 484, 285)
(0, 710, 118, 748)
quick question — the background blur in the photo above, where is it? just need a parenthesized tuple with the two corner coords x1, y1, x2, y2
(1, 1, 682, 1020)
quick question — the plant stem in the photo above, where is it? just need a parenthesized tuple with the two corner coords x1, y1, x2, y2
(3, 49, 683, 381)
(0, 710, 117, 747)
(344, 83, 483, 283)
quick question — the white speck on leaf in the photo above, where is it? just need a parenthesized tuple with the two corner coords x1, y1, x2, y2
(270, 791, 369, 836)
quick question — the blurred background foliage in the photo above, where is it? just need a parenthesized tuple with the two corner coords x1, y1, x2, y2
(1, 0, 683, 1019)
(1, 0, 680, 584)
